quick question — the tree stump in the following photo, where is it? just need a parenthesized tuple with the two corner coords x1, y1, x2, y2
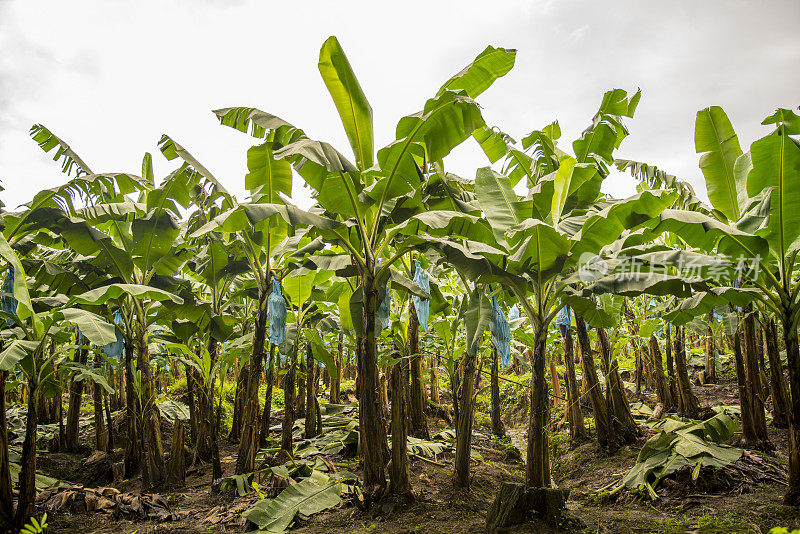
(485, 482, 569, 532)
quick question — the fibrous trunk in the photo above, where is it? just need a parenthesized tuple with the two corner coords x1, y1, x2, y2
(93, 352, 108, 451)
(454, 344, 477, 488)
(526, 329, 550, 488)
(559, 325, 586, 441)
(766, 320, 790, 428)
(490, 348, 505, 437)
(281, 352, 295, 454)
(123, 340, 140, 478)
(388, 359, 412, 497)
(705, 311, 717, 383)
(596, 328, 637, 444)
(649, 335, 674, 410)
(235, 289, 268, 475)
(407, 298, 429, 439)
(574, 314, 611, 448)
(358, 271, 387, 500)
(781, 312, 800, 506)
(673, 325, 699, 418)
(138, 325, 165, 489)
(14, 375, 38, 529)
(65, 345, 88, 450)
(739, 309, 771, 449)
(197, 336, 218, 462)
(305, 343, 319, 439)
(0, 370, 12, 528)
(260, 344, 276, 447)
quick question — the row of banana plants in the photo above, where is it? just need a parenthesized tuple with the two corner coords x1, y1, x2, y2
(0, 34, 798, 531)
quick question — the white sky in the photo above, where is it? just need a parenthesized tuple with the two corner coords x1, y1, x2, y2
(1, 0, 798, 210)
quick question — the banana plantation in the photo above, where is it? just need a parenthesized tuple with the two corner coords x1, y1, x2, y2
(2, 37, 800, 534)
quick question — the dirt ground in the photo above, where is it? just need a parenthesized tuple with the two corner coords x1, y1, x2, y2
(25, 379, 800, 533)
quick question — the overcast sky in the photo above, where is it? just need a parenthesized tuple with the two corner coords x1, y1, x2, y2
(1, 0, 798, 210)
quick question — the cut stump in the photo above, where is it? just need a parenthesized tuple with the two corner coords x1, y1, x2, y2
(485, 482, 569, 532)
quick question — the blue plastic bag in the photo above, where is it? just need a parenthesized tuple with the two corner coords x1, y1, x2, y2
(490, 297, 511, 368)
(412, 261, 430, 333)
(268, 279, 287, 345)
(101, 310, 125, 360)
(1, 264, 17, 326)
(508, 304, 520, 322)
(377, 279, 391, 331)
(555, 305, 570, 327)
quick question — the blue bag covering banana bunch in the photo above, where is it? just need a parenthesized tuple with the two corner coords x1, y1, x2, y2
(490, 297, 511, 367)
(268, 278, 287, 345)
(555, 305, 571, 327)
(377, 279, 391, 331)
(1, 264, 18, 326)
(101, 310, 125, 360)
(508, 304, 520, 322)
(412, 261, 430, 333)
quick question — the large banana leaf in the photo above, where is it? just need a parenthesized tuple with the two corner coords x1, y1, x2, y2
(665, 287, 762, 325)
(464, 285, 491, 355)
(746, 109, 800, 257)
(695, 106, 744, 221)
(475, 167, 523, 234)
(438, 45, 516, 99)
(318, 36, 373, 172)
(243, 475, 341, 533)
(55, 308, 117, 346)
(71, 284, 183, 306)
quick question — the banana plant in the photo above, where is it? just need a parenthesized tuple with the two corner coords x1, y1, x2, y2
(632, 107, 800, 504)
(464, 89, 676, 487)
(211, 36, 515, 499)
(0, 236, 116, 530)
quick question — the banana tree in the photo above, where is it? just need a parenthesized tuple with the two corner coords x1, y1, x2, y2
(469, 89, 677, 487)
(642, 107, 800, 503)
(0, 236, 117, 529)
(212, 36, 515, 499)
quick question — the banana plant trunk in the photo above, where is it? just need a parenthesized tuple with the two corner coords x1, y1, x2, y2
(14, 373, 38, 529)
(665, 325, 678, 404)
(766, 320, 790, 428)
(648, 335, 674, 410)
(740, 309, 771, 449)
(197, 337, 218, 462)
(389, 359, 412, 497)
(330, 334, 342, 403)
(407, 299, 429, 440)
(673, 326, 699, 418)
(235, 290, 268, 474)
(185, 362, 198, 445)
(93, 352, 108, 451)
(781, 310, 800, 506)
(0, 370, 12, 528)
(526, 329, 550, 488)
(559, 324, 586, 441)
(123, 339, 140, 478)
(259, 344, 276, 447)
(490, 347, 505, 438)
(358, 271, 388, 500)
(228, 365, 247, 442)
(574, 314, 612, 448)
(430, 352, 440, 405)
(281, 353, 296, 453)
(596, 328, 637, 444)
(138, 326, 165, 489)
(454, 344, 477, 488)
(705, 311, 717, 383)
(305, 343, 319, 439)
(65, 345, 88, 451)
